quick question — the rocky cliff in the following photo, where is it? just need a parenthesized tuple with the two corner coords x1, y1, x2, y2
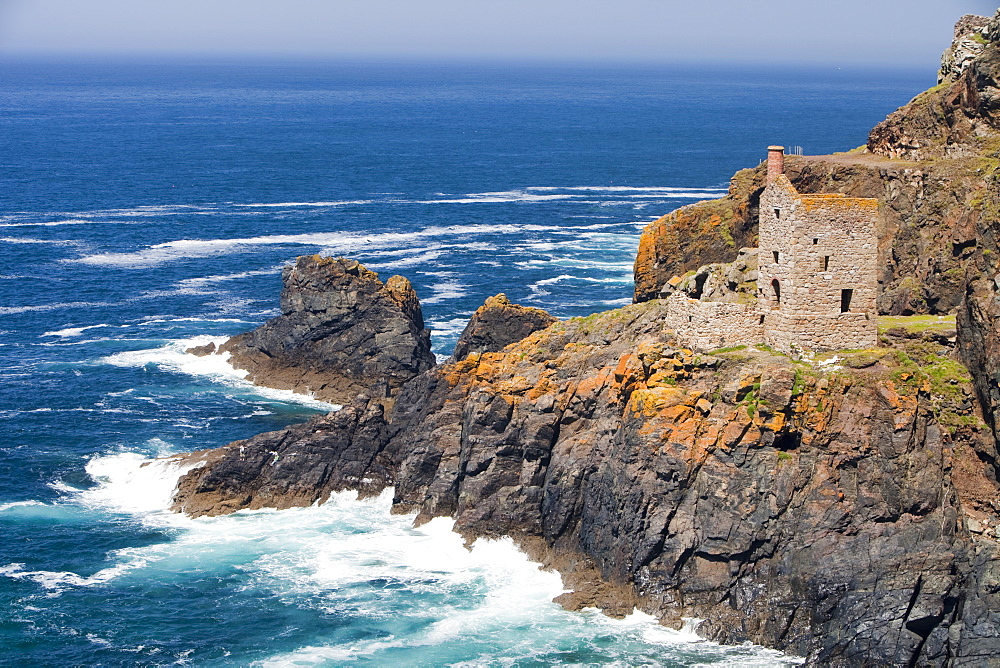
(635, 7, 1000, 495)
(191, 255, 435, 405)
(172, 296, 1000, 665)
(870, 11, 1000, 161)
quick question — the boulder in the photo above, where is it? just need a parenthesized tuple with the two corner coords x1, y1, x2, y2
(452, 293, 557, 361)
(214, 255, 435, 405)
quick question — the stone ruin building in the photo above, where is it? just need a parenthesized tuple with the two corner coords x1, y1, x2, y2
(661, 146, 879, 353)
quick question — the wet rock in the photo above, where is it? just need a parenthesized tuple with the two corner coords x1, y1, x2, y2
(186, 341, 216, 357)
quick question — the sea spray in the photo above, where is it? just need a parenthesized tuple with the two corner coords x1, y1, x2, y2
(4, 450, 804, 665)
(101, 337, 341, 411)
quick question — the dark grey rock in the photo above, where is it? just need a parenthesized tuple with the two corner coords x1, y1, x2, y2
(453, 293, 557, 361)
(216, 255, 435, 404)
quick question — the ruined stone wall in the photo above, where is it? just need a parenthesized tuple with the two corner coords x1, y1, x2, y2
(662, 293, 762, 350)
(758, 176, 799, 311)
(789, 195, 879, 317)
(762, 312, 876, 352)
(758, 176, 879, 352)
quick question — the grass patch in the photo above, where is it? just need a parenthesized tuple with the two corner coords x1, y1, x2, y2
(909, 82, 950, 107)
(842, 350, 889, 369)
(878, 314, 956, 336)
(719, 221, 735, 248)
(709, 344, 748, 355)
(832, 145, 868, 155)
(741, 382, 762, 418)
(791, 368, 817, 396)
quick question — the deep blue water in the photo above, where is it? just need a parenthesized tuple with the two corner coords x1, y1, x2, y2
(0, 59, 928, 665)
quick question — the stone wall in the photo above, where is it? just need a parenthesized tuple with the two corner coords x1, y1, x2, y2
(757, 175, 879, 353)
(761, 312, 876, 352)
(655, 170, 879, 355)
(662, 293, 762, 350)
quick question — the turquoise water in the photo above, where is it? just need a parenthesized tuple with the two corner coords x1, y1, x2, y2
(0, 59, 927, 665)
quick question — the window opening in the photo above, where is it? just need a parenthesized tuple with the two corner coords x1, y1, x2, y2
(774, 208, 781, 219)
(812, 238, 818, 245)
(773, 251, 780, 264)
(840, 288, 853, 313)
(822, 256, 830, 271)
(772, 279, 781, 307)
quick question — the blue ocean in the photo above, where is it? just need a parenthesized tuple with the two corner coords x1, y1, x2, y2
(0, 59, 928, 665)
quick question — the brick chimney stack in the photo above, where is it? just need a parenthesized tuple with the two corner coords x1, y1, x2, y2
(767, 145, 785, 182)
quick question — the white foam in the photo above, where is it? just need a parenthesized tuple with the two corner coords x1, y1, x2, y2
(532, 273, 577, 287)
(3, 451, 802, 664)
(626, 192, 726, 198)
(0, 557, 151, 593)
(413, 186, 727, 204)
(364, 249, 445, 270)
(0, 300, 117, 315)
(80, 205, 217, 218)
(0, 237, 76, 245)
(234, 200, 372, 207)
(77, 452, 200, 514)
(421, 279, 468, 305)
(428, 317, 471, 338)
(172, 268, 281, 291)
(41, 324, 110, 338)
(100, 336, 339, 411)
(259, 502, 803, 666)
(0, 500, 48, 512)
(0, 450, 200, 594)
(517, 257, 635, 271)
(69, 224, 563, 269)
(0, 218, 146, 228)
(137, 317, 253, 326)
(415, 191, 577, 204)
(526, 185, 727, 193)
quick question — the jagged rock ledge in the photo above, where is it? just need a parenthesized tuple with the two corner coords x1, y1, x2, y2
(189, 255, 435, 406)
(171, 285, 1000, 665)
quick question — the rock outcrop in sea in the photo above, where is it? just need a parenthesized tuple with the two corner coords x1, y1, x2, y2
(168, 10, 1000, 666)
(190, 255, 435, 405)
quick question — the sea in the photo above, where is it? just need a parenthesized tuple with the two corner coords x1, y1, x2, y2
(0, 58, 929, 666)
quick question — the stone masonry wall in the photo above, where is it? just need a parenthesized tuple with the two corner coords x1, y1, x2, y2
(761, 312, 876, 352)
(758, 175, 879, 353)
(656, 168, 879, 354)
(662, 293, 763, 350)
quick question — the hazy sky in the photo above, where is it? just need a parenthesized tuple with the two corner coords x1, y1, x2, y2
(0, 0, 996, 66)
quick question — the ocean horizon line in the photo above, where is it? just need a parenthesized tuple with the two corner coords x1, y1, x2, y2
(0, 51, 938, 77)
